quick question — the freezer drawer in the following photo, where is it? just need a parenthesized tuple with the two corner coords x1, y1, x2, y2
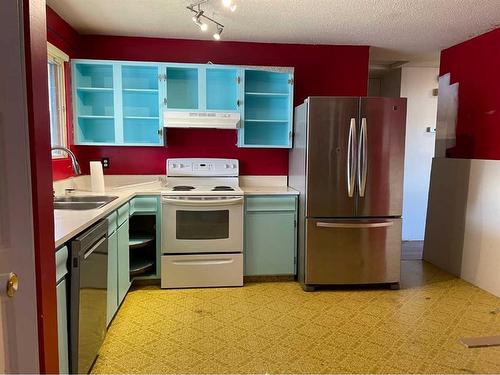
(161, 253, 243, 288)
(305, 218, 401, 285)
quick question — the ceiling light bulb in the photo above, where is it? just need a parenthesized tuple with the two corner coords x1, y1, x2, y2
(200, 22, 208, 31)
(222, 0, 232, 7)
(213, 32, 221, 40)
(230, 4, 237, 11)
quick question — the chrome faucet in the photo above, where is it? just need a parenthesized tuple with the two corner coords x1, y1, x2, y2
(51, 146, 81, 175)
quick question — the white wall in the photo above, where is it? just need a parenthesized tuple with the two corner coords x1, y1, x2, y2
(400, 67, 438, 240)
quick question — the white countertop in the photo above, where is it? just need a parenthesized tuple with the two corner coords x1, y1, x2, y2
(54, 178, 299, 248)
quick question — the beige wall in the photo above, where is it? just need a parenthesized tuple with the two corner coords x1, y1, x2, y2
(424, 157, 500, 297)
(400, 67, 438, 240)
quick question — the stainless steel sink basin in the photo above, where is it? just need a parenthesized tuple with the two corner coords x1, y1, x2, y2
(54, 195, 118, 210)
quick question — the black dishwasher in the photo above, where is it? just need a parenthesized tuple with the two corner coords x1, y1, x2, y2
(70, 219, 108, 374)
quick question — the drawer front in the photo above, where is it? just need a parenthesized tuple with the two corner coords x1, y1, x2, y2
(161, 254, 243, 288)
(107, 211, 118, 234)
(245, 196, 296, 212)
(117, 203, 129, 227)
(130, 196, 158, 215)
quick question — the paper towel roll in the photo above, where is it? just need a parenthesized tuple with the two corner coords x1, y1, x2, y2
(90, 161, 105, 193)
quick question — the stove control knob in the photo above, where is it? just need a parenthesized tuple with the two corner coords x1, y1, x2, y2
(172, 163, 178, 169)
(224, 164, 230, 169)
(231, 164, 237, 169)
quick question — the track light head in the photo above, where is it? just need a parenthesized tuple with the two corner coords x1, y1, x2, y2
(192, 10, 208, 31)
(213, 26, 223, 40)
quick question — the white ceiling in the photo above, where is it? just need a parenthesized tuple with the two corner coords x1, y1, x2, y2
(47, 0, 500, 64)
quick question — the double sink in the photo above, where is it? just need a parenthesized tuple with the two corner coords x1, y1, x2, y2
(54, 195, 118, 210)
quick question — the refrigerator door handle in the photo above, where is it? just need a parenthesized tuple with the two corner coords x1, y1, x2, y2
(358, 117, 368, 197)
(347, 118, 357, 198)
(316, 221, 393, 229)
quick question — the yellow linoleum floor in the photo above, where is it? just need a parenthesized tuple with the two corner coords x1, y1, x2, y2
(92, 261, 500, 374)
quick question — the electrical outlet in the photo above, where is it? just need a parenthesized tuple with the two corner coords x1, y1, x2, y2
(101, 158, 110, 168)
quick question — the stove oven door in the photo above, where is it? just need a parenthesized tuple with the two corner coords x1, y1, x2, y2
(161, 196, 244, 254)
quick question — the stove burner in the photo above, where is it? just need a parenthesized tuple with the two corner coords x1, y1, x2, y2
(212, 186, 235, 191)
(172, 185, 195, 191)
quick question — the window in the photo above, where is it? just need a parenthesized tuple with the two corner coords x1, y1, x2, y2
(47, 43, 69, 158)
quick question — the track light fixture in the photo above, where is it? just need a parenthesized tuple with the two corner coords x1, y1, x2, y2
(192, 11, 208, 31)
(213, 26, 223, 40)
(187, 0, 232, 40)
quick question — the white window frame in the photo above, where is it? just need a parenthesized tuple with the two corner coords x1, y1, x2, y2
(47, 42, 69, 159)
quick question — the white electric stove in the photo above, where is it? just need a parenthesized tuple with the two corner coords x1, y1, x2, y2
(160, 158, 244, 289)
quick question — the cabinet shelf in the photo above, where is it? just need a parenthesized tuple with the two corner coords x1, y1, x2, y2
(129, 235, 155, 249)
(122, 88, 159, 93)
(245, 119, 289, 123)
(245, 92, 289, 97)
(123, 116, 159, 120)
(78, 115, 114, 119)
(129, 258, 155, 276)
(77, 87, 114, 92)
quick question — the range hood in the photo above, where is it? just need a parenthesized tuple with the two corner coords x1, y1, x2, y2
(164, 111, 240, 129)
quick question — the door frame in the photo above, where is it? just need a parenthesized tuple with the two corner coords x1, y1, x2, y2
(23, 0, 59, 372)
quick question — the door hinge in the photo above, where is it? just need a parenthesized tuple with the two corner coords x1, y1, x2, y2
(294, 256, 297, 265)
(237, 76, 241, 84)
(288, 78, 294, 85)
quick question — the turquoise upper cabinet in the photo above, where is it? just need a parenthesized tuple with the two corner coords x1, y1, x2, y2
(73, 60, 164, 146)
(205, 67, 240, 111)
(74, 62, 115, 144)
(165, 66, 199, 110)
(163, 65, 241, 113)
(238, 68, 294, 148)
(121, 64, 163, 145)
(72, 60, 293, 148)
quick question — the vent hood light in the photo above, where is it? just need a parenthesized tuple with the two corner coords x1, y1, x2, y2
(164, 111, 241, 129)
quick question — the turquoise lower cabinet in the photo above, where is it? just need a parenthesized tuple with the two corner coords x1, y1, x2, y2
(55, 246, 69, 374)
(117, 205, 131, 304)
(244, 196, 297, 276)
(106, 211, 118, 325)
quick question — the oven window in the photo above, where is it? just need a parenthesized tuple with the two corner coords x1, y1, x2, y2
(176, 210, 229, 240)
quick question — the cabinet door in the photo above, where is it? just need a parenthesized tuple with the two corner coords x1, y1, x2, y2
(117, 219, 130, 304)
(165, 66, 200, 110)
(56, 279, 69, 374)
(121, 64, 163, 145)
(245, 210, 296, 276)
(239, 69, 294, 148)
(106, 230, 118, 325)
(205, 67, 241, 112)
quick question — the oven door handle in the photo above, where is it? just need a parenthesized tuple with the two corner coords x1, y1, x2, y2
(161, 197, 244, 206)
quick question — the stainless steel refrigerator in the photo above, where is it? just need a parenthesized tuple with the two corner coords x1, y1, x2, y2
(289, 97, 407, 291)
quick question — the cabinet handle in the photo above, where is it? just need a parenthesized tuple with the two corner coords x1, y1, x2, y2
(157, 128, 163, 137)
(163, 98, 167, 105)
(236, 76, 241, 84)
(237, 99, 241, 107)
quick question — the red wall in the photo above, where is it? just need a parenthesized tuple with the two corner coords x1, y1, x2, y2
(48, 7, 369, 178)
(440, 27, 500, 159)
